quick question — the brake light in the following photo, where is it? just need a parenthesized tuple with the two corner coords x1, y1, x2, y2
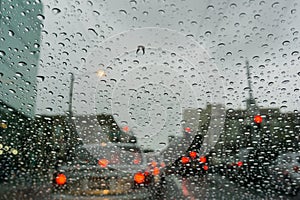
(134, 172, 145, 184)
(185, 127, 191, 133)
(203, 165, 209, 171)
(199, 156, 207, 163)
(151, 161, 157, 167)
(237, 161, 243, 167)
(293, 166, 299, 172)
(153, 167, 160, 176)
(181, 156, 190, 164)
(55, 173, 67, 185)
(189, 151, 197, 159)
(254, 115, 263, 124)
(98, 159, 109, 168)
(133, 159, 140, 164)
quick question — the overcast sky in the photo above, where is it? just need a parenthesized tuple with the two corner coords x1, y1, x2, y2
(34, 0, 300, 149)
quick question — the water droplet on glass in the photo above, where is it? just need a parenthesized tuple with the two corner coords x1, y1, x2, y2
(158, 10, 165, 14)
(271, 2, 279, 8)
(291, 51, 299, 56)
(52, 8, 61, 15)
(230, 3, 237, 8)
(8, 30, 14, 37)
(119, 10, 127, 15)
(46, 107, 53, 111)
(15, 72, 23, 77)
(0, 50, 6, 56)
(88, 28, 98, 36)
(9, 89, 16, 94)
(37, 14, 45, 20)
(254, 14, 260, 19)
(282, 40, 290, 46)
(207, 5, 214, 10)
(18, 61, 27, 66)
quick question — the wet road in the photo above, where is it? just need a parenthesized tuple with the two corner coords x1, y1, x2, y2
(1, 173, 299, 200)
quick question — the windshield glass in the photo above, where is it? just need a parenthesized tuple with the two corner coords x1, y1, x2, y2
(0, 0, 300, 199)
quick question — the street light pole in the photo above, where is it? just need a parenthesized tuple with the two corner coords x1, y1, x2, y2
(68, 72, 74, 122)
(68, 69, 106, 121)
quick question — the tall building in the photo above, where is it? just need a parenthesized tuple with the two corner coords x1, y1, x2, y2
(0, 0, 43, 117)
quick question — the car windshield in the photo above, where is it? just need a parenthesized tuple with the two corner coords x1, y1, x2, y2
(1, 0, 300, 199)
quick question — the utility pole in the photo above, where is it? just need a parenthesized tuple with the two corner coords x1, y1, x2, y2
(68, 72, 74, 122)
(246, 60, 259, 115)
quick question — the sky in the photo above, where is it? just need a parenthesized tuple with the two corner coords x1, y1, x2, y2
(32, 0, 300, 150)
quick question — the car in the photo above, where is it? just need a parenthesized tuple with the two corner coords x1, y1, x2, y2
(267, 152, 300, 195)
(168, 150, 209, 177)
(217, 147, 271, 186)
(51, 143, 164, 199)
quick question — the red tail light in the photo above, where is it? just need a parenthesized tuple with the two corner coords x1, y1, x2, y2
(98, 159, 109, 168)
(237, 161, 243, 167)
(55, 173, 67, 185)
(152, 167, 160, 176)
(134, 172, 145, 184)
(293, 166, 299, 172)
(203, 165, 209, 171)
(199, 156, 207, 163)
(133, 159, 140, 164)
(151, 161, 157, 167)
(189, 151, 197, 159)
(254, 115, 263, 124)
(181, 156, 190, 164)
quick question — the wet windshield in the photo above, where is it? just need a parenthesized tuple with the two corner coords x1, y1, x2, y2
(0, 0, 300, 199)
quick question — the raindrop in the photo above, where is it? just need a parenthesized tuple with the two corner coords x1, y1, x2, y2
(229, 3, 237, 8)
(207, 5, 214, 10)
(282, 80, 290, 84)
(93, 10, 100, 16)
(52, 8, 61, 15)
(298, 72, 300, 76)
(46, 107, 53, 111)
(271, 2, 279, 8)
(8, 30, 14, 37)
(291, 51, 299, 56)
(0, 50, 6, 56)
(239, 13, 246, 18)
(159, 142, 166, 146)
(254, 14, 261, 19)
(291, 9, 296, 14)
(15, 72, 23, 77)
(205, 31, 211, 36)
(18, 61, 27, 66)
(130, 0, 137, 6)
(282, 40, 290, 46)
(9, 89, 16, 94)
(37, 14, 45, 20)
(119, 10, 127, 15)
(158, 10, 165, 14)
(88, 28, 98, 36)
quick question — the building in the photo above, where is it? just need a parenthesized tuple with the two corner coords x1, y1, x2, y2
(0, 0, 43, 117)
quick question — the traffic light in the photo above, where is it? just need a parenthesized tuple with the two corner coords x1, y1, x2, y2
(253, 115, 262, 129)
